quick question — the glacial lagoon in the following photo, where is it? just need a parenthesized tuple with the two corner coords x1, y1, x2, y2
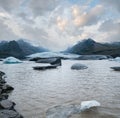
(0, 60, 120, 118)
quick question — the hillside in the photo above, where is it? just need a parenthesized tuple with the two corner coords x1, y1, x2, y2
(0, 40, 48, 59)
(65, 38, 120, 57)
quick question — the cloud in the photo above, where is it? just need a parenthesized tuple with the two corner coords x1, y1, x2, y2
(56, 16, 68, 31)
(28, 0, 60, 16)
(101, 0, 120, 12)
(72, 5, 104, 26)
(98, 20, 120, 42)
(0, 0, 21, 12)
(0, 0, 119, 50)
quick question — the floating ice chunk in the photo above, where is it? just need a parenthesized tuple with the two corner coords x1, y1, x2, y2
(114, 57, 120, 62)
(109, 57, 120, 62)
(46, 100, 100, 118)
(71, 63, 88, 70)
(46, 105, 78, 118)
(81, 100, 100, 111)
(3, 57, 22, 64)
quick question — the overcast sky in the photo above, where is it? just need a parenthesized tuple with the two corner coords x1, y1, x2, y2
(0, 0, 120, 50)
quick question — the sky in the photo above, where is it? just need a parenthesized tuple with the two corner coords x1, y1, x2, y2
(0, 0, 120, 50)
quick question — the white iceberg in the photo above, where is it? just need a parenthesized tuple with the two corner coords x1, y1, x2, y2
(109, 57, 120, 62)
(114, 57, 120, 62)
(81, 100, 100, 111)
(3, 57, 22, 64)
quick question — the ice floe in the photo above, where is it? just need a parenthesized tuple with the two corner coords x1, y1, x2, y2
(3, 57, 22, 64)
(46, 100, 100, 118)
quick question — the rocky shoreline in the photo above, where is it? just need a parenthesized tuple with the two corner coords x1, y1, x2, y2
(0, 71, 23, 118)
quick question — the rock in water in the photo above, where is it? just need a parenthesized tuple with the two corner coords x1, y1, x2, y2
(0, 100, 15, 109)
(3, 57, 22, 64)
(71, 63, 88, 70)
(33, 65, 58, 70)
(0, 110, 23, 118)
(81, 100, 100, 111)
(36, 57, 62, 66)
(110, 67, 120, 71)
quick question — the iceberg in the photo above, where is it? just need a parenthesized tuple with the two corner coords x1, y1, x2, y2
(46, 100, 100, 118)
(71, 63, 88, 70)
(80, 100, 100, 111)
(3, 57, 22, 64)
(114, 57, 120, 62)
(109, 57, 120, 62)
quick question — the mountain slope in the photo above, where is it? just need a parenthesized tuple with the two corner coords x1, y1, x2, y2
(65, 38, 120, 57)
(17, 39, 48, 55)
(0, 40, 25, 58)
(0, 40, 48, 59)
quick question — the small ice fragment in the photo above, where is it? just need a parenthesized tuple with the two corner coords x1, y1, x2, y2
(81, 100, 100, 111)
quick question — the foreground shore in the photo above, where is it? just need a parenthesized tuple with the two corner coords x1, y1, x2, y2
(0, 71, 23, 118)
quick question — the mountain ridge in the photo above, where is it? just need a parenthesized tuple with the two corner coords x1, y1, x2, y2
(65, 38, 120, 57)
(0, 39, 48, 59)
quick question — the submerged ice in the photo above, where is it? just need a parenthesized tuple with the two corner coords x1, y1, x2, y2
(46, 100, 100, 118)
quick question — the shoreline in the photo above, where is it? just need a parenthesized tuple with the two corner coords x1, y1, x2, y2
(0, 71, 23, 118)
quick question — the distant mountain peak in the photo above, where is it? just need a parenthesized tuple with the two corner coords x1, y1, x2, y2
(82, 38, 96, 44)
(65, 38, 120, 57)
(0, 40, 48, 59)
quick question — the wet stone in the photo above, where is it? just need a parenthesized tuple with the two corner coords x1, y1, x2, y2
(0, 110, 23, 118)
(0, 100, 15, 109)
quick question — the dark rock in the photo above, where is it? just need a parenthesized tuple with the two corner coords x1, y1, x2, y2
(0, 100, 15, 109)
(36, 57, 62, 66)
(2, 84, 14, 93)
(0, 89, 2, 94)
(0, 78, 6, 84)
(33, 65, 58, 70)
(0, 94, 9, 100)
(111, 67, 120, 71)
(0, 71, 5, 76)
(0, 71, 23, 117)
(71, 63, 88, 70)
(0, 110, 23, 118)
(29, 57, 41, 61)
(50, 58, 61, 66)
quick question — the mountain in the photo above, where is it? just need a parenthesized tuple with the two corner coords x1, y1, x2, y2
(65, 38, 120, 57)
(0, 40, 48, 59)
(17, 39, 48, 55)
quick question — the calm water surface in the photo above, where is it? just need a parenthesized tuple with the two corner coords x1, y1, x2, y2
(0, 60, 120, 118)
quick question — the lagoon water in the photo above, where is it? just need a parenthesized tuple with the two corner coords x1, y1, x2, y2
(0, 60, 120, 118)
